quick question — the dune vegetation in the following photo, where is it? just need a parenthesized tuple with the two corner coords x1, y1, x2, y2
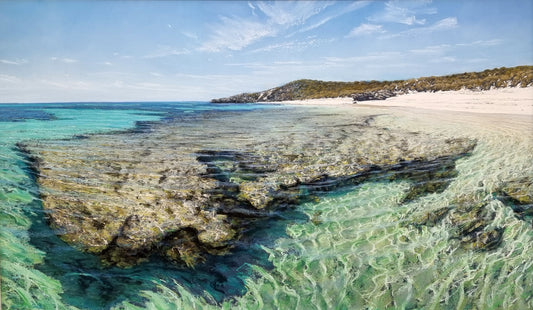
(212, 65, 533, 103)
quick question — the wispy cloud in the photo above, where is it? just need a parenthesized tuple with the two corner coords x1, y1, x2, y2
(199, 17, 274, 52)
(323, 52, 404, 66)
(273, 61, 302, 65)
(381, 17, 458, 38)
(347, 24, 385, 37)
(144, 45, 191, 58)
(181, 31, 198, 40)
(369, 0, 436, 26)
(248, 2, 257, 16)
(51, 57, 78, 63)
(430, 56, 456, 63)
(200, 2, 331, 52)
(456, 39, 503, 47)
(294, 1, 370, 35)
(249, 37, 332, 53)
(432, 17, 458, 30)
(409, 44, 451, 55)
(39, 79, 90, 90)
(0, 58, 28, 65)
(255, 1, 332, 27)
(0, 74, 21, 83)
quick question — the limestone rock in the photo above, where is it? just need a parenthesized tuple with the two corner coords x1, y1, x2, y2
(499, 177, 533, 216)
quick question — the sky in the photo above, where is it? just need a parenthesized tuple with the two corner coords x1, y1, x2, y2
(0, 0, 532, 103)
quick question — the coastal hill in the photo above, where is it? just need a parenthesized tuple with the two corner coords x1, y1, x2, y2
(211, 65, 533, 103)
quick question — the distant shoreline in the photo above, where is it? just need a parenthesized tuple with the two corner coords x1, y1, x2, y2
(263, 87, 533, 116)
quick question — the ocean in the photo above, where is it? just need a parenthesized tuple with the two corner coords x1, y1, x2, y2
(1, 101, 532, 309)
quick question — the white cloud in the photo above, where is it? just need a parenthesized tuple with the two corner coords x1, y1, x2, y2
(381, 17, 458, 38)
(181, 31, 198, 40)
(249, 38, 325, 53)
(347, 24, 385, 37)
(200, 2, 331, 52)
(370, 0, 435, 25)
(39, 79, 91, 90)
(144, 45, 191, 58)
(255, 1, 331, 27)
(430, 56, 456, 63)
(295, 1, 371, 35)
(0, 58, 28, 65)
(0, 74, 21, 83)
(409, 44, 451, 55)
(323, 52, 404, 66)
(199, 17, 274, 52)
(456, 39, 503, 47)
(432, 17, 458, 30)
(50, 57, 78, 63)
(248, 2, 257, 16)
(273, 61, 302, 65)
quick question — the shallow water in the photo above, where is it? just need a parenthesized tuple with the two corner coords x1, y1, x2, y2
(1, 102, 532, 309)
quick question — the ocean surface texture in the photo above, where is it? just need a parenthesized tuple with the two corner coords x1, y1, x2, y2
(1, 102, 532, 309)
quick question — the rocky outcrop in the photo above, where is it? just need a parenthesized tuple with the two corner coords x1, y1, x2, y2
(352, 90, 397, 103)
(408, 199, 504, 251)
(20, 109, 477, 268)
(498, 177, 533, 217)
(211, 80, 311, 103)
(210, 93, 260, 103)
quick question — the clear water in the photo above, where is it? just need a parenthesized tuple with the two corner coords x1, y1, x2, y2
(1, 102, 532, 309)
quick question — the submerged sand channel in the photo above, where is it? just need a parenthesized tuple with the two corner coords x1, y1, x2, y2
(17, 104, 533, 308)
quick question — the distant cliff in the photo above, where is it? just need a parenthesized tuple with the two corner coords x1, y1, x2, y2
(211, 65, 533, 103)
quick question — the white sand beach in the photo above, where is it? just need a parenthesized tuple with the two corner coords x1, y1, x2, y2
(267, 97, 354, 105)
(270, 87, 533, 116)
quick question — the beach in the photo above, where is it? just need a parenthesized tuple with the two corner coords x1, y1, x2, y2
(268, 87, 533, 116)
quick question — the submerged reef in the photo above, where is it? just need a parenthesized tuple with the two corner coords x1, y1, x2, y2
(498, 177, 533, 217)
(20, 108, 478, 268)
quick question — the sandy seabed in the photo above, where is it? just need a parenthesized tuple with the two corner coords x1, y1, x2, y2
(268, 87, 533, 116)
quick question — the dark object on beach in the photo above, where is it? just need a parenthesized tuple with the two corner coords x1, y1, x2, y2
(352, 90, 397, 103)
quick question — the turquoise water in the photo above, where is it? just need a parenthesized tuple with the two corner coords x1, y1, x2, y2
(0, 102, 276, 309)
(1, 103, 532, 309)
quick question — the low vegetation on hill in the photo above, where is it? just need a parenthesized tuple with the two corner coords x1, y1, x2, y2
(211, 65, 533, 103)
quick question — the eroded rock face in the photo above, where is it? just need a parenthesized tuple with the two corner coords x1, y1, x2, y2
(20, 108, 477, 267)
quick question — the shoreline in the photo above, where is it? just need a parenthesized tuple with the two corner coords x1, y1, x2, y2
(265, 87, 533, 116)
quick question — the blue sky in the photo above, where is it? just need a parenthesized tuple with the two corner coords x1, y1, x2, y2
(0, 0, 532, 102)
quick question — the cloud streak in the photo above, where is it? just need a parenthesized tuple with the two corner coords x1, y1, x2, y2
(0, 59, 28, 65)
(144, 45, 191, 58)
(295, 1, 371, 35)
(50, 57, 78, 63)
(199, 1, 332, 52)
(369, 0, 436, 26)
(381, 17, 458, 38)
(347, 24, 385, 37)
